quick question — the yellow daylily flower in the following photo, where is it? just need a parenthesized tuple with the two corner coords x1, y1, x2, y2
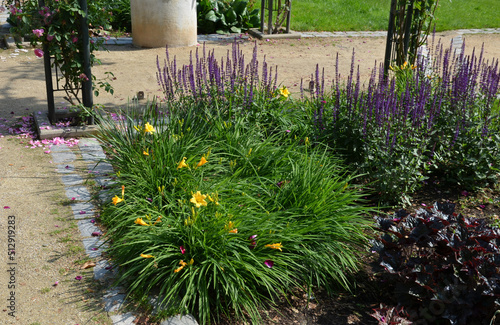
(134, 218, 149, 226)
(197, 156, 208, 167)
(144, 122, 155, 134)
(140, 254, 154, 258)
(153, 216, 162, 225)
(225, 221, 235, 231)
(265, 243, 283, 251)
(112, 185, 125, 205)
(143, 149, 149, 156)
(279, 86, 290, 98)
(174, 260, 188, 273)
(190, 191, 207, 208)
(225, 221, 237, 233)
(112, 195, 123, 205)
(177, 157, 188, 169)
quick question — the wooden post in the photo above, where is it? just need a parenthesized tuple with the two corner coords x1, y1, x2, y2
(267, 0, 273, 35)
(260, 0, 265, 33)
(285, 0, 291, 34)
(384, 0, 397, 79)
(403, 1, 414, 64)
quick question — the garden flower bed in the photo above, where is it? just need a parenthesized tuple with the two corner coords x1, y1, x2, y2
(92, 39, 499, 324)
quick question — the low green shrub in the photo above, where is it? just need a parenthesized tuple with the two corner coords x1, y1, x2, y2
(95, 103, 372, 324)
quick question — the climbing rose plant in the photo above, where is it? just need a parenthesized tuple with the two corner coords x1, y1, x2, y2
(7, 0, 113, 104)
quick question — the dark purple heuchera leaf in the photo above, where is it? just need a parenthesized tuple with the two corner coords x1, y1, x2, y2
(372, 201, 500, 323)
(374, 215, 395, 230)
(395, 208, 409, 219)
(371, 304, 413, 324)
(433, 201, 456, 215)
(409, 223, 430, 243)
(370, 239, 385, 254)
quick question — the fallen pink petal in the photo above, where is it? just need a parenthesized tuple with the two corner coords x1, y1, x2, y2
(91, 232, 101, 237)
(264, 260, 274, 268)
(75, 276, 82, 280)
(4, 206, 10, 209)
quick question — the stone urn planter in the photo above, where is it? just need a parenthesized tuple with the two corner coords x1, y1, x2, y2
(130, 0, 197, 48)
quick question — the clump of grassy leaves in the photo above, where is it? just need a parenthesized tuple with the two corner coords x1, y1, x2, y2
(94, 101, 372, 324)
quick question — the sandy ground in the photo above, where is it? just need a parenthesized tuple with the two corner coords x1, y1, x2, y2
(0, 137, 111, 324)
(0, 31, 498, 324)
(1, 32, 499, 120)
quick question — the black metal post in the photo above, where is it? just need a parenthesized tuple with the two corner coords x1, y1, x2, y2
(79, 0, 93, 124)
(42, 42, 56, 123)
(38, 0, 56, 122)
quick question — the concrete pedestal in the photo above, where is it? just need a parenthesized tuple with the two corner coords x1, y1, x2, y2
(131, 0, 197, 48)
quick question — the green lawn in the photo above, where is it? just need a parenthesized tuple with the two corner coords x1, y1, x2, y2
(285, 0, 500, 31)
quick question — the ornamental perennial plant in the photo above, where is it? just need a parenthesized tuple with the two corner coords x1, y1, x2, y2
(90, 35, 499, 324)
(309, 38, 500, 205)
(94, 101, 372, 324)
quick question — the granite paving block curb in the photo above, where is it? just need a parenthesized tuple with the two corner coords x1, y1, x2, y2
(49, 137, 199, 325)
